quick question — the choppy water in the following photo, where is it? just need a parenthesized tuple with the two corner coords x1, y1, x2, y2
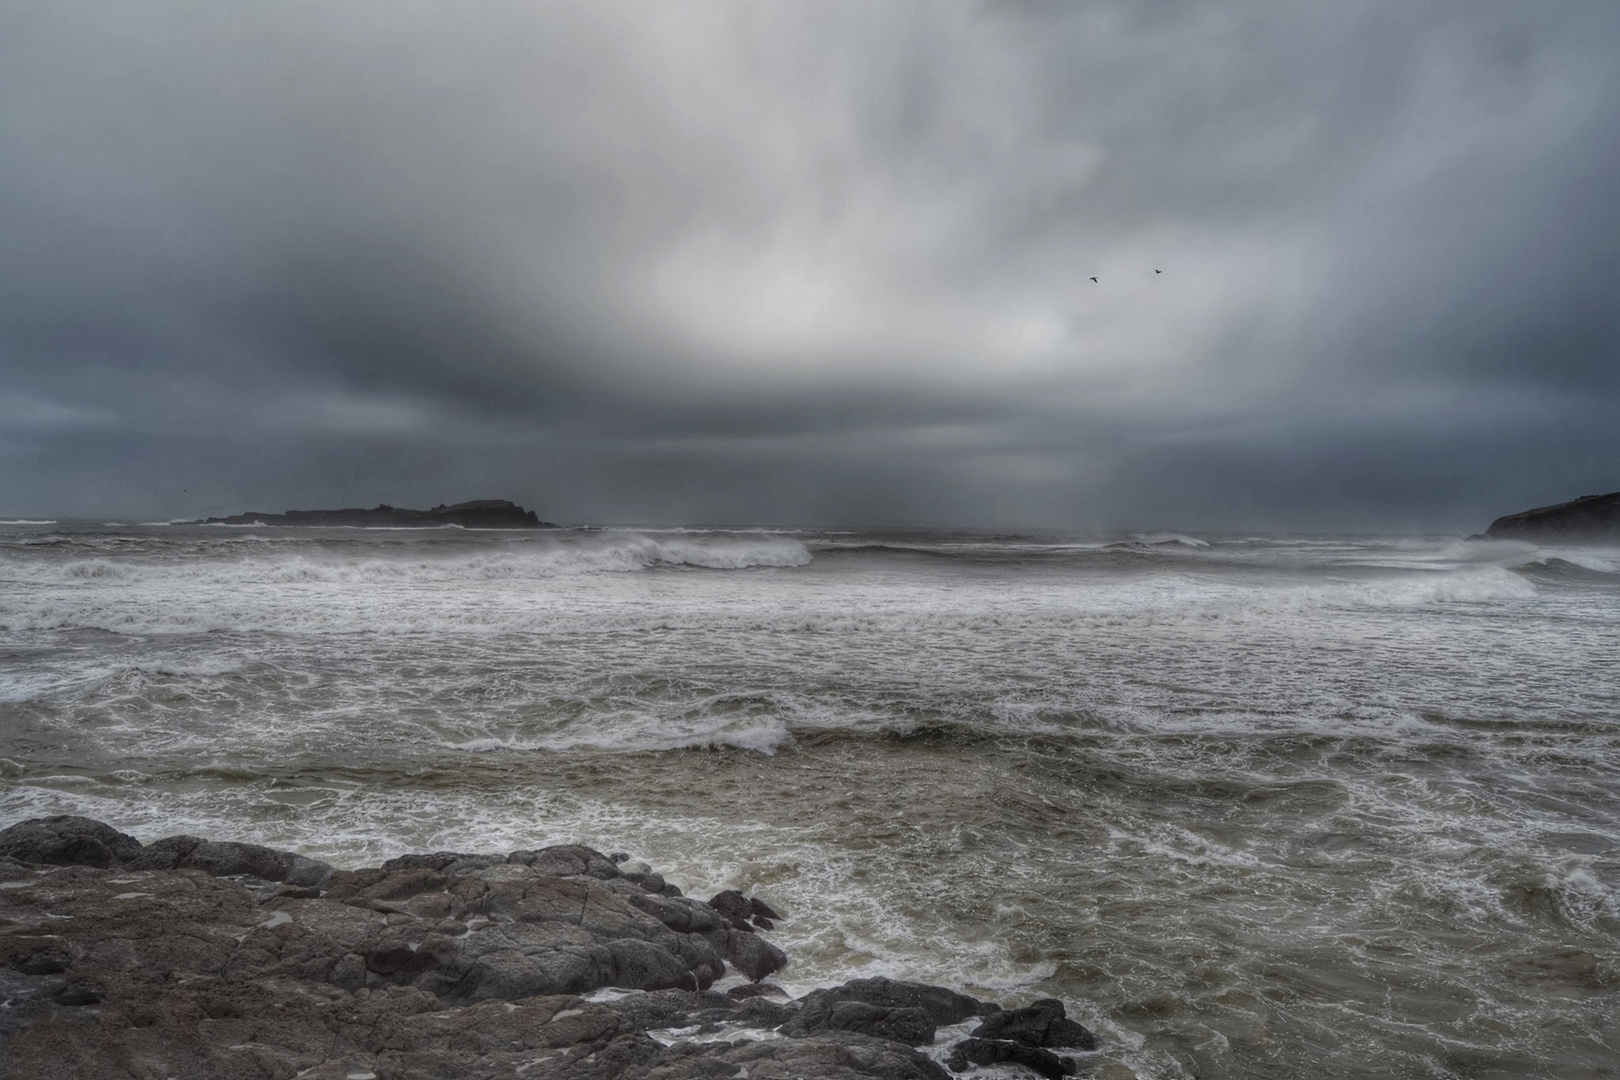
(2, 521, 1617, 1078)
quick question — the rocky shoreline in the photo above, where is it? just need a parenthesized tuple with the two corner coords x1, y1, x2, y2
(0, 816, 1102, 1080)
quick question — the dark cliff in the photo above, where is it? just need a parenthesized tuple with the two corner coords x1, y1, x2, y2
(202, 499, 554, 528)
(1485, 490, 1620, 541)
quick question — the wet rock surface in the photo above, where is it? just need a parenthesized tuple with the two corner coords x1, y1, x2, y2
(0, 815, 144, 869)
(970, 997, 1098, 1051)
(949, 1038, 1078, 1079)
(781, 976, 1000, 1046)
(0, 815, 1101, 1079)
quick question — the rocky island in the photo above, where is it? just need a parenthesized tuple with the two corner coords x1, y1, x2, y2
(0, 816, 1105, 1080)
(1485, 490, 1620, 541)
(199, 499, 555, 529)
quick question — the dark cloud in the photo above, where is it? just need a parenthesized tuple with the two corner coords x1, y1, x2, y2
(2, 1, 1617, 528)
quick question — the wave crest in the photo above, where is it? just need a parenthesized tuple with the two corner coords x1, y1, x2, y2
(0, 531, 811, 587)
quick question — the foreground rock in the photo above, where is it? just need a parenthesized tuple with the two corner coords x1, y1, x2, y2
(949, 1038, 1077, 1079)
(1486, 490, 1620, 541)
(782, 977, 997, 1045)
(0, 816, 1099, 1079)
(199, 498, 555, 528)
(970, 998, 1098, 1051)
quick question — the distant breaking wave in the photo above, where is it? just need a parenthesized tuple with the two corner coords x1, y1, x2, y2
(1102, 533, 1210, 551)
(1513, 556, 1620, 585)
(0, 531, 810, 586)
(810, 538, 1210, 562)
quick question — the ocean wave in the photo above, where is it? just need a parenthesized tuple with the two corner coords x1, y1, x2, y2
(1512, 557, 1620, 585)
(447, 717, 792, 757)
(1323, 566, 1538, 607)
(0, 565, 1541, 640)
(808, 541, 1027, 562)
(809, 539, 1195, 564)
(0, 532, 811, 586)
(1105, 532, 1210, 549)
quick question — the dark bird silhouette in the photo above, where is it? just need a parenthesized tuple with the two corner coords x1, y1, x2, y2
(1155, 269, 1162, 274)
(1090, 276, 1098, 283)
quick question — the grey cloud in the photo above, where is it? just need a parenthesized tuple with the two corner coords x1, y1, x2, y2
(1, 1, 1617, 527)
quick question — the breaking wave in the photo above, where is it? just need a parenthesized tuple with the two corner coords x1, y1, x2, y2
(1513, 557, 1620, 586)
(0, 531, 810, 586)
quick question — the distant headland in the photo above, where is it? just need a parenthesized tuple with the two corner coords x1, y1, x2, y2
(198, 499, 555, 528)
(1485, 490, 1620, 541)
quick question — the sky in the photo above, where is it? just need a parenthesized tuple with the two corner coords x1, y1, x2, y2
(2, 1, 1617, 531)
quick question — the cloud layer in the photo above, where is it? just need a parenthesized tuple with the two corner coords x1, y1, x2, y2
(3, 1, 1617, 529)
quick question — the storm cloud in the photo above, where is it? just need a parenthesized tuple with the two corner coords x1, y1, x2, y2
(2, 0, 1617, 529)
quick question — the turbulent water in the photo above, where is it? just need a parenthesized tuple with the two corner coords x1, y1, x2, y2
(2, 520, 1617, 1078)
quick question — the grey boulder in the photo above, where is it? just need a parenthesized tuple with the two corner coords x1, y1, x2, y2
(970, 996, 1097, 1050)
(0, 815, 143, 869)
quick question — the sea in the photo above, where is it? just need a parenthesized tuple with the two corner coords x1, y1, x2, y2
(1, 519, 1616, 1078)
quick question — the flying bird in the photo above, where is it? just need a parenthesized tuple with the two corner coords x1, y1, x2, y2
(1155, 269, 1162, 274)
(1090, 277, 1098, 283)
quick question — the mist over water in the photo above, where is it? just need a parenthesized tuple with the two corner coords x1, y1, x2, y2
(2, 522, 1617, 1078)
